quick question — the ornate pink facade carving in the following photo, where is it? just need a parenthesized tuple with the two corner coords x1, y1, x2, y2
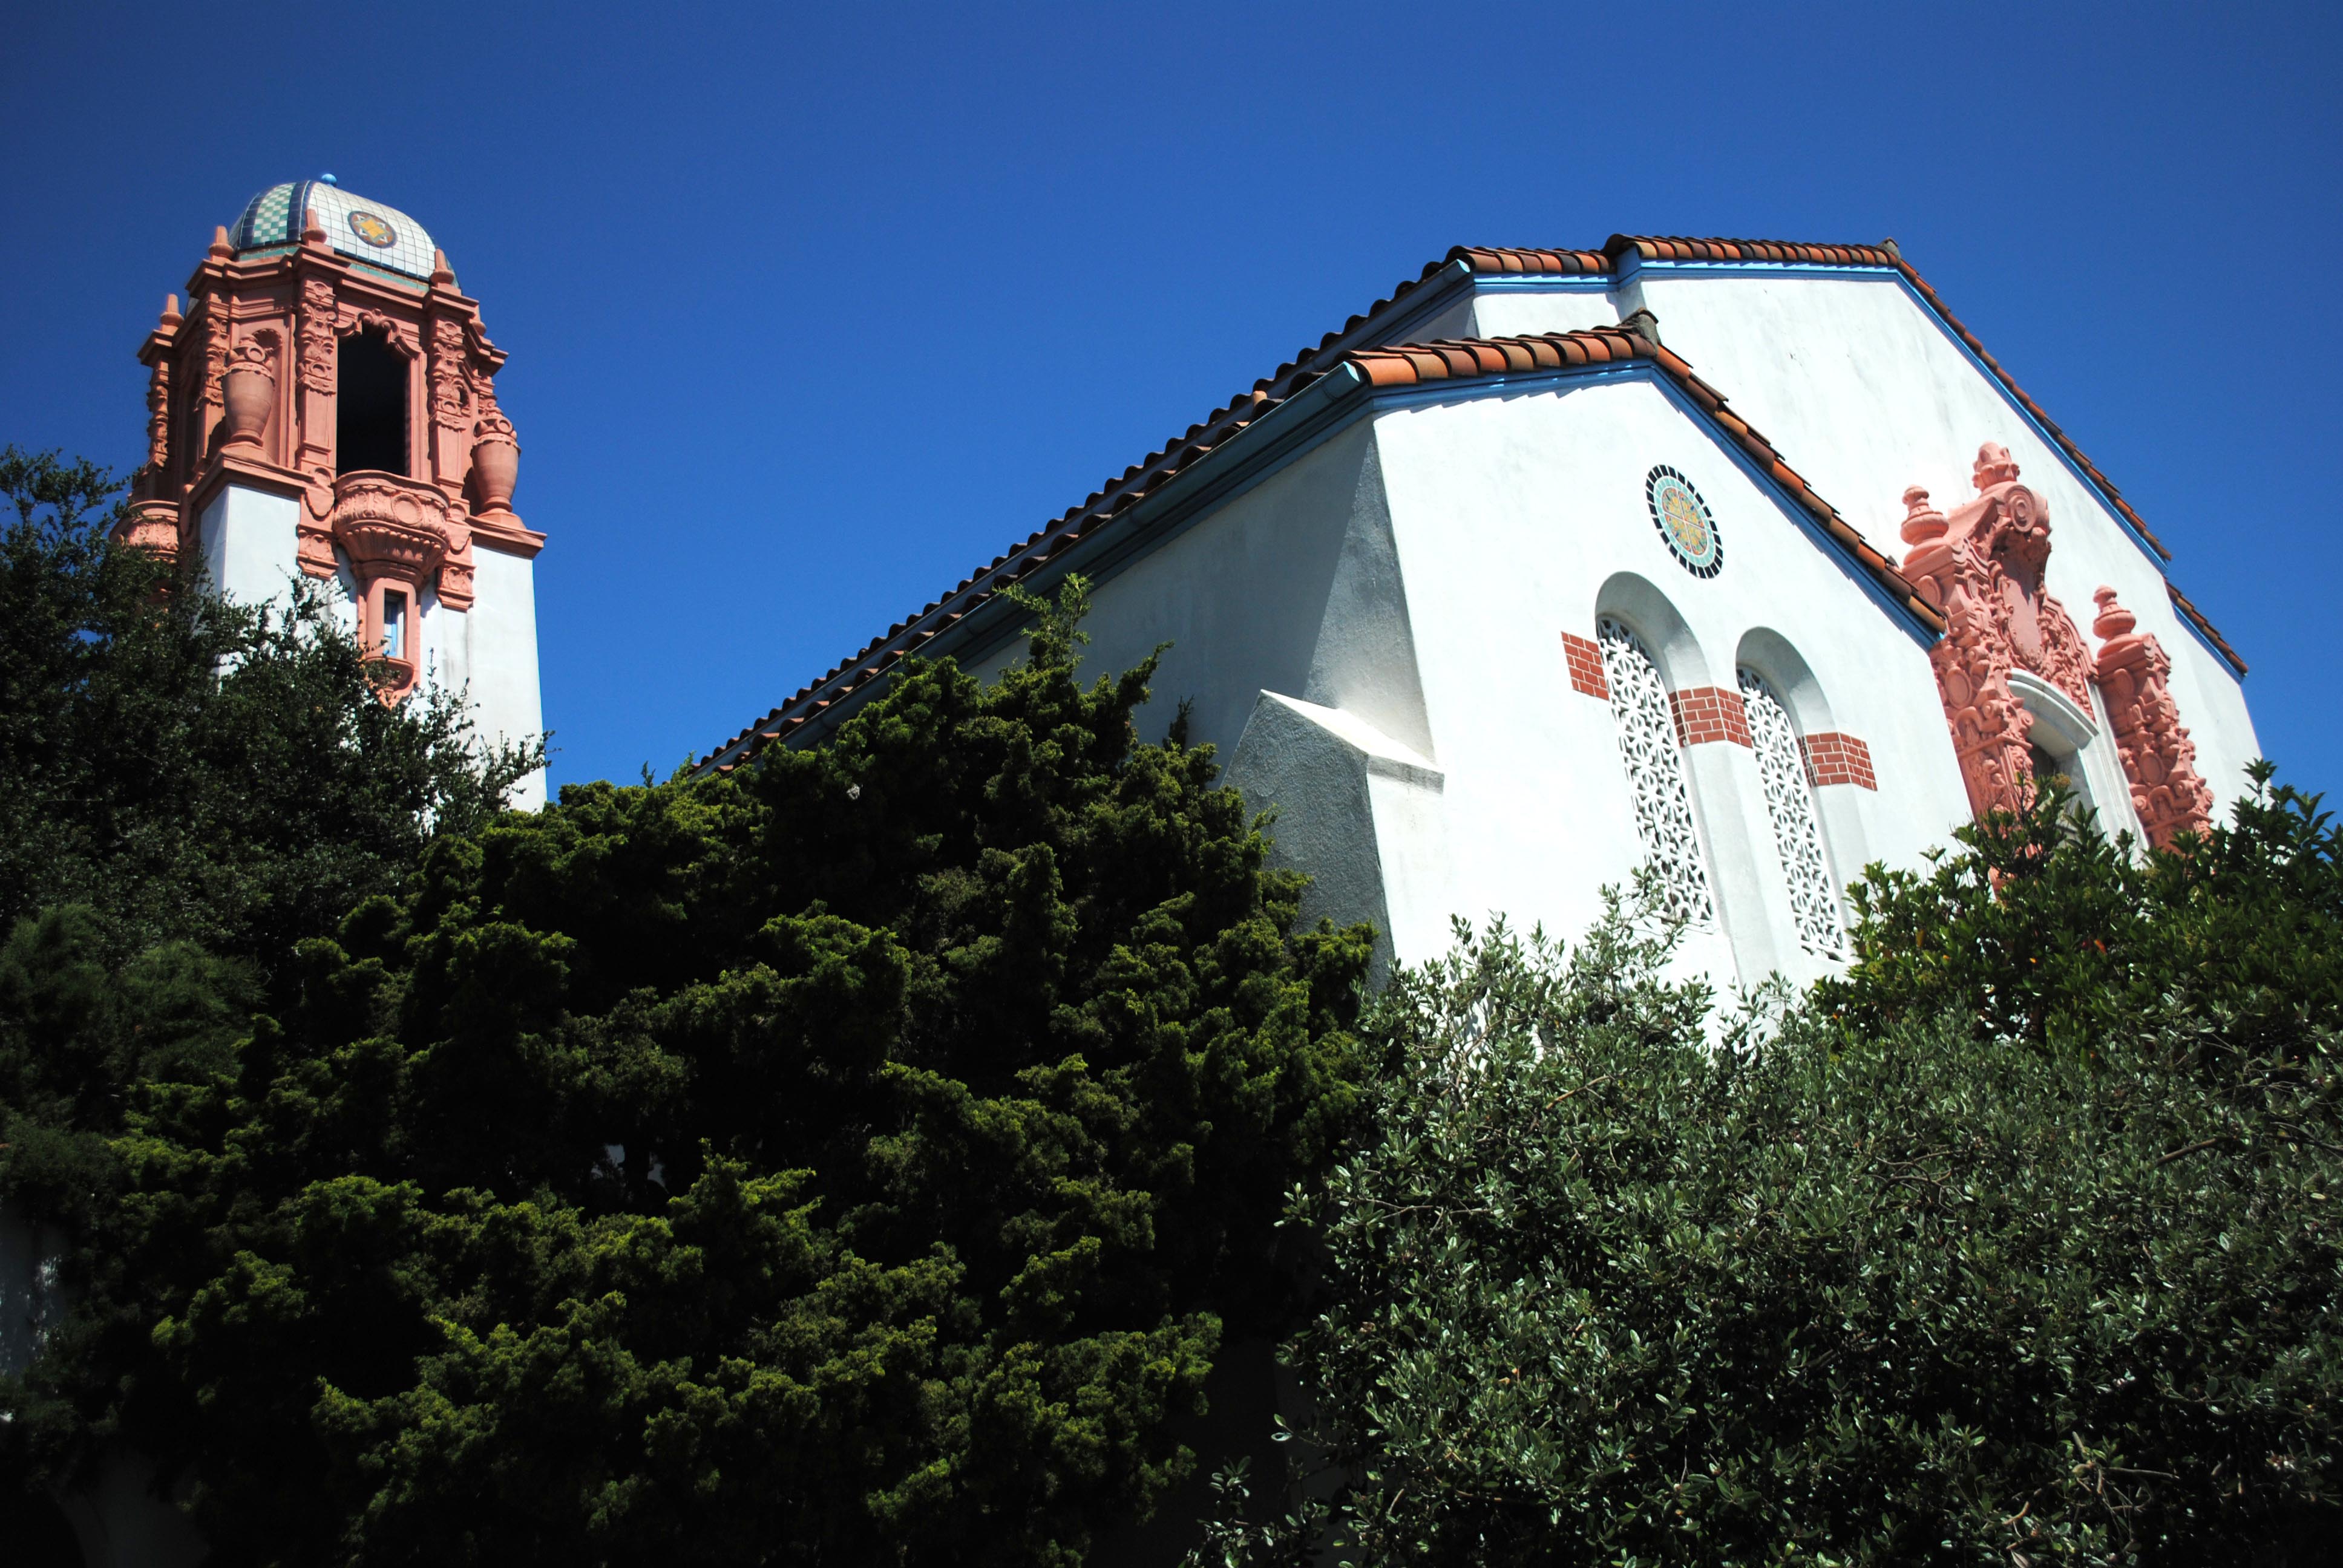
(144, 334, 172, 470)
(2089, 587, 2214, 847)
(297, 278, 338, 395)
(332, 472, 457, 702)
(1898, 444, 2095, 822)
(219, 342, 275, 449)
(113, 205, 543, 614)
(429, 317, 471, 431)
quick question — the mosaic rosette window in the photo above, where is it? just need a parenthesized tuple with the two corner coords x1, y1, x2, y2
(1737, 667, 1847, 959)
(1647, 465, 1723, 579)
(1598, 618, 1717, 929)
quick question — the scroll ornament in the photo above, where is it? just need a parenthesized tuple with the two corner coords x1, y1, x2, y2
(2089, 587, 2214, 848)
(297, 278, 338, 395)
(145, 358, 171, 470)
(429, 317, 472, 430)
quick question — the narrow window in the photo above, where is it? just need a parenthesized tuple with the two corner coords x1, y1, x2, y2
(1597, 617, 1716, 929)
(1737, 667, 1846, 960)
(336, 331, 408, 476)
(381, 588, 407, 660)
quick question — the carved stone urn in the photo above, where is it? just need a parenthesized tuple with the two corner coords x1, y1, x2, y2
(220, 344, 274, 450)
(470, 413, 520, 514)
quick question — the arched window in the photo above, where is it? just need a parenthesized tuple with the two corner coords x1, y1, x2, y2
(1598, 616, 1715, 929)
(1737, 667, 1846, 960)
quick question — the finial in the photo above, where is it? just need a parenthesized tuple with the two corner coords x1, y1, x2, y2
(1899, 485, 1948, 548)
(160, 293, 182, 327)
(320, 172, 338, 185)
(1973, 442, 2020, 491)
(2091, 585, 2136, 640)
(1880, 237, 1902, 261)
(208, 224, 233, 260)
(430, 247, 455, 287)
(302, 206, 327, 246)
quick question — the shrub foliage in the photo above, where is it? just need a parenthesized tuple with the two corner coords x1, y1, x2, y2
(1221, 782, 2343, 1567)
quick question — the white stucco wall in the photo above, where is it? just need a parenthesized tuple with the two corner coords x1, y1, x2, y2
(1465, 283, 1623, 341)
(1225, 692, 1452, 979)
(1365, 372, 1971, 989)
(978, 420, 1388, 760)
(965, 371, 1976, 990)
(196, 482, 300, 606)
(1466, 269, 2261, 817)
(200, 479, 546, 811)
(465, 543, 548, 810)
(897, 264, 2264, 995)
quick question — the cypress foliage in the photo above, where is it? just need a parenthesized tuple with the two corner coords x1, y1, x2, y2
(0, 467, 1374, 1566)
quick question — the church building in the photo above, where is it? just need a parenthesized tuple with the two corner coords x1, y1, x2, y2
(706, 236, 2259, 987)
(114, 178, 547, 808)
(5, 195, 2270, 1567)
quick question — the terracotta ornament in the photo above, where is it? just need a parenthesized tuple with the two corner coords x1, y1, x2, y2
(1896, 444, 2094, 821)
(218, 342, 274, 449)
(2089, 586, 2214, 846)
(113, 198, 542, 636)
(469, 413, 519, 516)
(333, 472, 454, 701)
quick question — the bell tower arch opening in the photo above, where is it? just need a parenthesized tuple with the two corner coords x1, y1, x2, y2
(336, 328, 409, 476)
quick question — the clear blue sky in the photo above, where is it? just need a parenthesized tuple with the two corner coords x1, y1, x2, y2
(7, 1, 2338, 802)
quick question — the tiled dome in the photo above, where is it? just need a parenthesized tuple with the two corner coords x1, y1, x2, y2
(231, 180, 437, 281)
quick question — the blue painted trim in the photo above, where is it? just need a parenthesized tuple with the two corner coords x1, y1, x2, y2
(1639, 370, 1940, 647)
(1334, 362, 1936, 642)
(1469, 276, 1612, 294)
(2168, 599, 2241, 676)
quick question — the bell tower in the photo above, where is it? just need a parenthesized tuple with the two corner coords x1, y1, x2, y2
(119, 177, 546, 808)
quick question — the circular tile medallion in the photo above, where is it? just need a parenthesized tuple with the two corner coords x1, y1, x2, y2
(347, 210, 398, 249)
(1647, 465, 1723, 578)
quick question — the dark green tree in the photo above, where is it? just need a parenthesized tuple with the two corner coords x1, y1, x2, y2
(1216, 782, 2343, 1567)
(0, 446, 539, 988)
(0, 442, 538, 1210)
(3, 529, 1374, 1564)
(0, 446, 541, 1549)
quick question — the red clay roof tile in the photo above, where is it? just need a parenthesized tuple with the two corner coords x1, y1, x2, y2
(704, 236, 2236, 765)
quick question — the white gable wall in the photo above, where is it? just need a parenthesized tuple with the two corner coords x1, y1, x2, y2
(1367, 372, 1968, 987)
(1464, 282, 1625, 340)
(887, 263, 2263, 990)
(977, 421, 1387, 760)
(1466, 267, 2263, 812)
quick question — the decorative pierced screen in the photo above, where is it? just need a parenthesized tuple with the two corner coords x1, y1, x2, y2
(1597, 618, 1716, 929)
(1738, 668, 1847, 959)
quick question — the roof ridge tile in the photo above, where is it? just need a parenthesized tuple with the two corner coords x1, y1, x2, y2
(705, 236, 2234, 765)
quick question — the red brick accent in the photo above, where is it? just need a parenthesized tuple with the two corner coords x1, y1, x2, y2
(1562, 632, 1608, 698)
(1801, 731, 1878, 790)
(1669, 686, 1752, 748)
